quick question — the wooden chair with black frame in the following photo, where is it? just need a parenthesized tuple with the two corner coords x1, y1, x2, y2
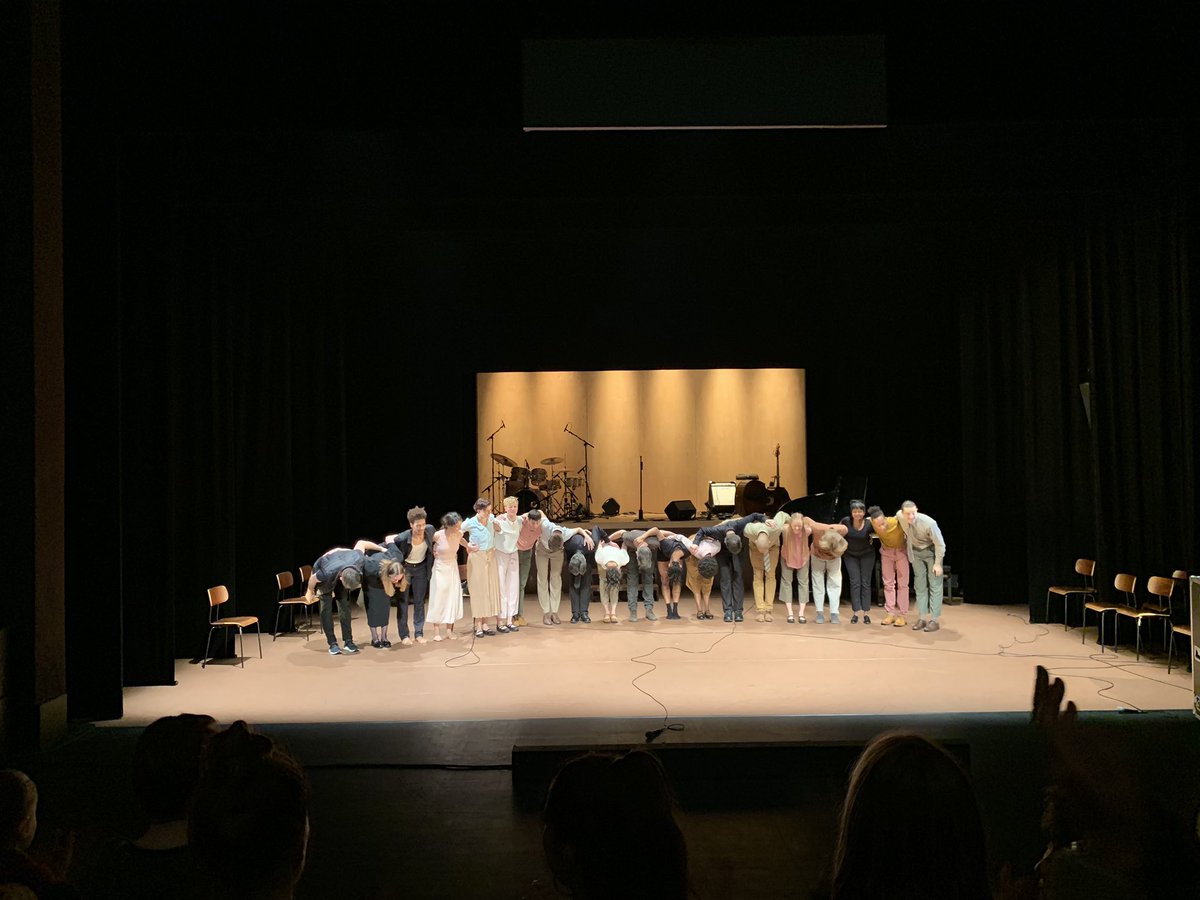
(1045, 558, 1096, 628)
(202, 585, 263, 668)
(1114, 574, 1174, 661)
(1081, 572, 1135, 654)
(273, 570, 319, 641)
(1166, 570, 1192, 674)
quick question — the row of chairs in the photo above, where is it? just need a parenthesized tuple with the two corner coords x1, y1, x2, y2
(1046, 560, 1192, 669)
(201, 564, 315, 668)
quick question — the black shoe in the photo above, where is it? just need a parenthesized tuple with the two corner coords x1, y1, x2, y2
(581, 614, 591, 623)
(723, 611, 733, 622)
(850, 615, 859, 625)
(370, 640, 382, 648)
(570, 614, 580, 623)
(734, 611, 744, 622)
(862, 615, 871, 625)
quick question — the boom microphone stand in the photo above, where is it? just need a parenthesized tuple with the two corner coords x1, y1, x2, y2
(563, 423, 594, 520)
(638, 455, 644, 520)
(485, 420, 505, 508)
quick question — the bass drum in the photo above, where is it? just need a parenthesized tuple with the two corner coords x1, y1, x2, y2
(505, 478, 528, 496)
(515, 487, 548, 514)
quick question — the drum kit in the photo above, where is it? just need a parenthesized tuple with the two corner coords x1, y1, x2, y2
(488, 452, 586, 518)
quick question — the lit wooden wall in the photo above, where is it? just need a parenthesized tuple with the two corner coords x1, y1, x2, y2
(476, 369, 806, 516)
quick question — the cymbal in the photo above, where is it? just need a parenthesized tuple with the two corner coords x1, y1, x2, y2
(491, 452, 518, 467)
(540, 456, 564, 465)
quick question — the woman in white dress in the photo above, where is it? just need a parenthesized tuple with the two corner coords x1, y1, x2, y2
(427, 511, 474, 641)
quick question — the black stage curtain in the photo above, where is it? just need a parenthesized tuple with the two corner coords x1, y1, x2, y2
(959, 200, 1196, 617)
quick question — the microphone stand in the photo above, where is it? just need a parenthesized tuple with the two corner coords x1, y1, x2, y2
(563, 425, 595, 520)
(485, 421, 505, 508)
(638, 455, 644, 520)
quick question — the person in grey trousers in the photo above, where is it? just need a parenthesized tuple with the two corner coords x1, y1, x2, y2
(896, 500, 947, 633)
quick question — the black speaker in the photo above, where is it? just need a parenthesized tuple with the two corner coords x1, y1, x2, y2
(601, 497, 621, 516)
(664, 499, 696, 521)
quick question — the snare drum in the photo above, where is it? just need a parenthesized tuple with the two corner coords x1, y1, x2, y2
(529, 467, 548, 484)
(542, 477, 562, 493)
(563, 475, 583, 489)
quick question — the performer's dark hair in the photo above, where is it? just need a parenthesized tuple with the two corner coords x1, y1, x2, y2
(441, 511, 462, 528)
(849, 499, 866, 512)
(527, 509, 543, 521)
(667, 561, 684, 586)
(724, 532, 742, 555)
(698, 557, 718, 579)
(407, 506, 427, 524)
(548, 531, 564, 552)
(867, 505, 884, 519)
(340, 567, 362, 591)
(901, 500, 917, 510)
(604, 566, 622, 587)
(474, 498, 491, 512)
(636, 545, 654, 573)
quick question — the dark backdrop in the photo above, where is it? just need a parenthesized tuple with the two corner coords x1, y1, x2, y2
(56, 1, 1198, 719)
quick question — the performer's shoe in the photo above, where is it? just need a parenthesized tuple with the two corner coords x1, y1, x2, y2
(756, 613, 765, 623)
(723, 611, 733, 623)
(862, 615, 871, 625)
(508, 623, 519, 632)
(850, 615, 859, 624)
(328, 643, 342, 655)
(923, 619, 941, 633)
(543, 613, 554, 625)
(342, 642, 360, 654)
(627, 605, 638, 622)
(911, 618, 926, 630)
(894, 616, 907, 627)
(581, 614, 591, 623)
(645, 609, 658, 621)
(734, 610, 744, 622)
(550, 613, 561, 624)
(513, 614, 527, 626)
(830, 614, 841, 624)
(787, 615, 795, 623)
(798, 615, 807, 624)
(815, 612, 825, 624)
(765, 612, 773, 622)
(497, 624, 509, 633)
(881, 614, 896, 625)
(570, 614, 580, 623)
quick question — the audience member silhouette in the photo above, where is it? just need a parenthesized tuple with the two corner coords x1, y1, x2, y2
(0, 769, 75, 899)
(81, 713, 215, 899)
(187, 722, 310, 900)
(542, 750, 689, 899)
(831, 733, 990, 900)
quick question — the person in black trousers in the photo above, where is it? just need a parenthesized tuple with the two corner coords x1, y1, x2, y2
(386, 506, 437, 646)
(305, 539, 385, 655)
(692, 512, 767, 622)
(564, 530, 595, 623)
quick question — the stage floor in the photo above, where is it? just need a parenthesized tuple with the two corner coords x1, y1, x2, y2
(107, 598, 1192, 727)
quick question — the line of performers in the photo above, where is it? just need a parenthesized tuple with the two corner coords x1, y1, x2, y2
(301, 498, 947, 655)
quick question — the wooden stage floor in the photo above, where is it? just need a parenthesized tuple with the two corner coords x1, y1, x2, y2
(109, 598, 1192, 727)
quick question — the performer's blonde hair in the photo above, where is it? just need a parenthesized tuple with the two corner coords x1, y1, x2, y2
(380, 559, 405, 597)
(503, 496, 518, 510)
